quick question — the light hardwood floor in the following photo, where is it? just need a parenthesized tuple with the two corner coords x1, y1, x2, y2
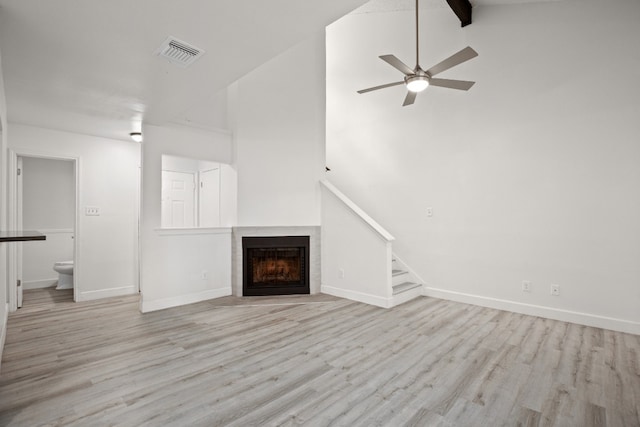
(1, 288, 639, 426)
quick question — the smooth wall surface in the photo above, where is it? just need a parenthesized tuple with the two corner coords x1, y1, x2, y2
(22, 157, 74, 229)
(326, 1, 640, 333)
(21, 157, 74, 288)
(8, 123, 141, 301)
(321, 184, 393, 308)
(232, 32, 326, 227)
(0, 43, 8, 369)
(140, 124, 234, 312)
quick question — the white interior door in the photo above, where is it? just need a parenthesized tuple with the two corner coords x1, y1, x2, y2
(16, 157, 24, 308)
(199, 168, 220, 227)
(161, 170, 196, 228)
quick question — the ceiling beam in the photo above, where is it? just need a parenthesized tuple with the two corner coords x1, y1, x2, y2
(446, 0, 473, 27)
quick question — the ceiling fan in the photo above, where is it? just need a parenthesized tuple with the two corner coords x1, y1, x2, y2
(357, 0, 478, 106)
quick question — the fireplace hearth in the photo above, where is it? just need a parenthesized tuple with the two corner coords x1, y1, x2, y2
(242, 236, 310, 296)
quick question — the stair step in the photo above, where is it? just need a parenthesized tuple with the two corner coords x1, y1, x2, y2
(392, 282, 422, 295)
(392, 269, 408, 277)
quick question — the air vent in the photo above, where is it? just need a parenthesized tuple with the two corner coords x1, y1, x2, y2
(155, 36, 205, 68)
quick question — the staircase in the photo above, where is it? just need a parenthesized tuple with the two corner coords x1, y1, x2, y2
(391, 255, 423, 307)
(320, 179, 424, 309)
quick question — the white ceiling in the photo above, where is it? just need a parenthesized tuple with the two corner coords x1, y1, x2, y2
(352, 0, 562, 13)
(0, 0, 369, 141)
(0, 0, 565, 142)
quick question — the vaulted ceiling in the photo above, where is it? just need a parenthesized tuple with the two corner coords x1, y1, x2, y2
(0, 0, 369, 140)
(0, 0, 558, 141)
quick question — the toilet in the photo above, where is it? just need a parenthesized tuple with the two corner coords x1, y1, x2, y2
(53, 261, 74, 289)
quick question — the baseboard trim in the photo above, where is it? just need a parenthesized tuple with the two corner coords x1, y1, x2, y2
(77, 286, 137, 302)
(141, 288, 232, 313)
(321, 285, 391, 309)
(423, 286, 640, 335)
(0, 303, 9, 373)
(23, 279, 57, 290)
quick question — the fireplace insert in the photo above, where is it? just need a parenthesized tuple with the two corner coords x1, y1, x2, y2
(242, 236, 310, 296)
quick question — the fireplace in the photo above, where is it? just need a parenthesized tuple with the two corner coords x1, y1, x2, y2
(242, 236, 310, 296)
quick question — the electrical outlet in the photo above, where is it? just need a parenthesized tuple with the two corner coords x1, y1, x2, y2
(522, 280, 531, 292)
(201, 271, 208, 280)
(339, 268, 345, 279)
(426, 207, 433, 217)
(85, 206, 100, 216)
(551, 284, 560, 296)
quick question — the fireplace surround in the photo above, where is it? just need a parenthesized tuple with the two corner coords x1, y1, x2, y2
(242, 236, 310, 296)
(232, 226, 320, 296)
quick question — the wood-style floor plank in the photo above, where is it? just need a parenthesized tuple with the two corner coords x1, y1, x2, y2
(1, 288, 639, 426)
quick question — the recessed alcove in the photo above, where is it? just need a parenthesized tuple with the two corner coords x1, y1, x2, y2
(232, 226, 320, 296)
(242, 236, 310, 296)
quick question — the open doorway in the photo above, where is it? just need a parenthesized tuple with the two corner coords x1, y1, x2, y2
(11, 154, 78, 308)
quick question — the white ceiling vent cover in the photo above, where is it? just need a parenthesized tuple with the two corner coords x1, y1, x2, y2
(155, 36, 205, 68)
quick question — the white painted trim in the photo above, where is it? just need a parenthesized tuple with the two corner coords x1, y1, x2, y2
(233, 225, 321, 231)
(140, 287, 232, 313)
(32, 228, 74, 234)
(23, 279, 57, 290)
(320, 180, 395, 242)
(321, 285, 392, 309)
(0, 303, 8, 372)
(7, 149, 80, 310)
(423, 286, 640, 336)
(155, 227, 232, 236)
(77, 285, 136, 302)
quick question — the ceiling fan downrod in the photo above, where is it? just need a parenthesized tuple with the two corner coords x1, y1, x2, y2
(415, 0, 420, 68)
(356, 0, 478, 106)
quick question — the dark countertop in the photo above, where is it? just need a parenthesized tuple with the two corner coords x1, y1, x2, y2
(0, 231, 47, 242)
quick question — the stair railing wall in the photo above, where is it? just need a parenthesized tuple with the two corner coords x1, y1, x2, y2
(320, 180, 394, 308)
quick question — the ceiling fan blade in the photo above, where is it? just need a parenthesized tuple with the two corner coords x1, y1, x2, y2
(429, 78, 475, 91)
(379, 55, 415, 75)
(425, 46, 478, 77)
(357, 81, 405, 94)
(402, 91, 417, 106)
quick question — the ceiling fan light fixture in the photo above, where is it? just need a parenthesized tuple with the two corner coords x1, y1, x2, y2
(405, 75, 429, 93)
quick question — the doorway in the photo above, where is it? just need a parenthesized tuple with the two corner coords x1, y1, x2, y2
(8, 152, 79, 309)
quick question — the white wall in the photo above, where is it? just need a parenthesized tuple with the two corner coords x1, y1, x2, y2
(21, 157, 75, 288)
(8, 123, 141, 301)
(0, 41, 9, 370)
(232, 32, 327, 227)
(321, 182, 393, 307)
(140, 124, 234, 312)
(326, 1, 640, 333)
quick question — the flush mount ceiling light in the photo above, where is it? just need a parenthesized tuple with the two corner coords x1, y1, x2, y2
(357, 0, 478, 106)
(129, 132, 143, 143)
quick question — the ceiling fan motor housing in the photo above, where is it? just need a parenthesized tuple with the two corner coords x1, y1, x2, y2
(405, 73, 429, 93)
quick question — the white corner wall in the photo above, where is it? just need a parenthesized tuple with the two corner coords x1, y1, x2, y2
(140, 124, 235, 312)
(232, 32, 327, 227)
(321, 182, 393, 308)
(0, 42, 9, 370)
(326, 1, 640, 334)
(8, 123, 141, 301)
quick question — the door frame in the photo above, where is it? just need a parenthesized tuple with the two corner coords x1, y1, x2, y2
(198, 167, 221, 227)
(7, 149, 80, 310)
